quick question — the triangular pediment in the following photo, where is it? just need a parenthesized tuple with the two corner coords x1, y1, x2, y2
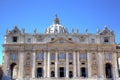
(99, 26, 113, 35)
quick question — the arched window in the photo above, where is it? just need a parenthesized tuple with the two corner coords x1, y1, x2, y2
(69, 71, 73, 78)
(80, 53, 86, 60)
(59, 52, 65, 59)
(11, 53, 16, 61)
(51, 53, 55, 60)
(37, 53, 43, 60)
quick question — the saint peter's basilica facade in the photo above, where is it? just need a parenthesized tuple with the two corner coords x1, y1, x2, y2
(2, 16, 120, 80)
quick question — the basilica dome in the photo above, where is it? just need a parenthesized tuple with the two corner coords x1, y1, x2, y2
(45, 15, 68, 34)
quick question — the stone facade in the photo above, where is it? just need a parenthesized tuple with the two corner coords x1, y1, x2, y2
(2, 15, 120, 80)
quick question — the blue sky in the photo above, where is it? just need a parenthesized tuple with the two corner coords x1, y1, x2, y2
(0, 0, 120, 64)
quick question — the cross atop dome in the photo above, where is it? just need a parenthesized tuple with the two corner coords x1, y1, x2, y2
(45, 15, 68, 34)
(53, 14, 60, 24)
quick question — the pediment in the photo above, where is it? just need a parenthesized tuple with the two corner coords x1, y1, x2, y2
(99, 26, 113, 35)
(9, 26, 21, 34)
(48, 37, 76, 44)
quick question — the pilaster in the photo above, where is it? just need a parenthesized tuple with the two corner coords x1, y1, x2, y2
(19, 52, 24, 80)
(98, 52, 104, 78)
(113, 52, 119, 78)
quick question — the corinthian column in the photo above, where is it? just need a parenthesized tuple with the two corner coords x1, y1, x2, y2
(47, 51, 50, 77)
(55, 51, 58, 78)
(87, 52, 91, 78)
(73, 51, 76, 77)
(32, 51, 36, 78)
(44, 51, 47, 78)
(66, 51, 69, 78)
(77, 51, 80, 77)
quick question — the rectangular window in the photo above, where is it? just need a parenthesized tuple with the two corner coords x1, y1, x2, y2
(104, 37, 109, 43)
(51, 53, 55, 60)
(27, 38, 31, 43)
(68, 38, 72, 41)
(12, 36, 18, 42)
(11, 53, 16, 61)
(51, 38, 54, 41)
(91, 39, 95, 44)
(59, 52, 65, 60)
(37, 53, 43, 60)
(105, 53, 111, 60)
(69, 53, 73, 59)
(80, 53, 86, 60)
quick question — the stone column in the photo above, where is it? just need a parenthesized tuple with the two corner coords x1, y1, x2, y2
(77, 51, 80, 77)
(19, 52, 24, 80)
(55, 51, 58, 78)
(32, 51, 36, 78)
(113, 52, 119, 78)
(47, 51, 50, 77)
(66, 51, 69, 78)
(87, 52, 91, 78)
(4, 52, 8, 76)
(73, 51, 76, 77)
(98, 52, 104, 78)
(44, 51, 47, 78)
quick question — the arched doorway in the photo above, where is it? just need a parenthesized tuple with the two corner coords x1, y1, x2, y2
(105, 63, 113, 79)
(51, 71, 55, 77)
(59, 67, 65, 77)
(69, 71, 73, 78)
(37, 68, 43, 78)
(80, 67, 86, 77)
(10, 63, 17, 80)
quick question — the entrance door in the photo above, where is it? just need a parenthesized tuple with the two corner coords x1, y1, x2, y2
(105, 63, 113, 79)
(37, 68, 43, 78)
(51, 71, 55, 77)
(59, 67, 64, 77)
(10, 63, 17, 80)
(81, 67, 86, 77)
(69, 71, 73, 78)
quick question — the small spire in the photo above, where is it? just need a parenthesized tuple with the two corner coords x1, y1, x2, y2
(34, 27, 36, 33)
(53, 14, 60, 24)
(85, 28, 88, 34)
(104, 25, 108, 30)
(76, 28, 79, 33)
